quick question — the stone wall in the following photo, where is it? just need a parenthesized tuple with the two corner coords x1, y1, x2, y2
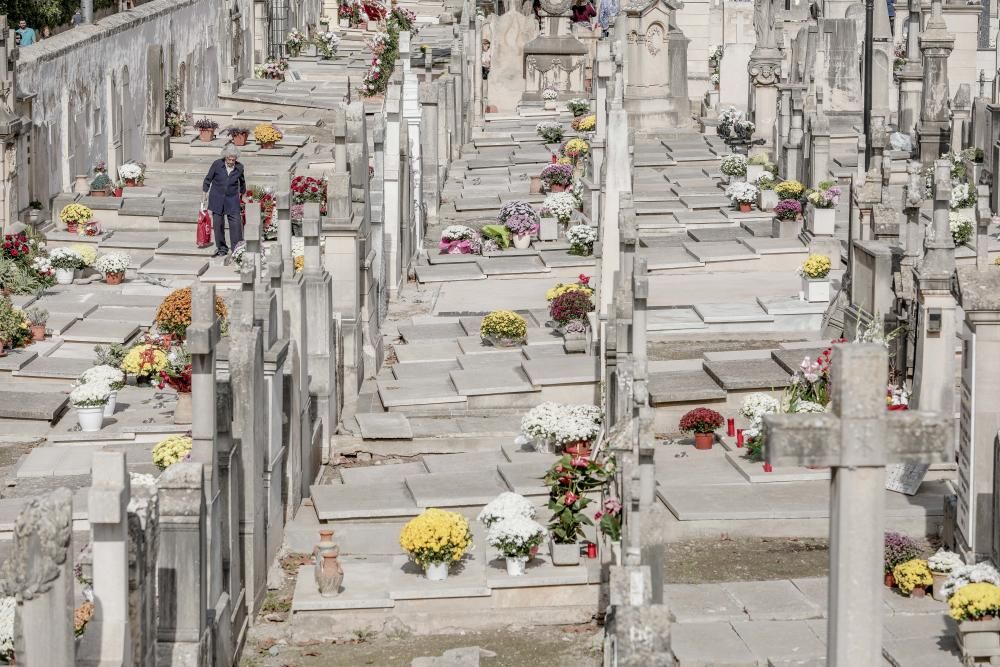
(15, 0, 252, 208)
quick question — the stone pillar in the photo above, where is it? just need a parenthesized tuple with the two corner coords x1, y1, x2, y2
(473, 16, 484, 122)
(384, 83, 403, 295)
(420, 82, 440, 226)
(809, 110, 831, 187)
(748, 50, 781, 150)
(916, 0, 955, 163)
(156, 463, 208, 666)
(89, 452, 132, 666)
(951, 84, 972, 152)
(599, 100, 631, 316)
(302, 210, 338, 460)
(782, 92, 804, 182)
(896, 0, 923, 138)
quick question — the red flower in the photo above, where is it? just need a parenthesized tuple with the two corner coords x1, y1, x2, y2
(578, 274, 590, 285)
(594, 511, 603, 520)
(558, 476, 571, 486)
(570, 456, 588, 469)
(563, 491, 579, 505)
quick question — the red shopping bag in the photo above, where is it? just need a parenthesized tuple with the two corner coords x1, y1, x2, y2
(196, 206, 212, 248)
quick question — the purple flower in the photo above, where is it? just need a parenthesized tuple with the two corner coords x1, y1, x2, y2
(504, 212, 538, 236)
(540, 164, 574, 187)
(497, 200, 539, 226)
(774, 198, 802, 221)
(884, 531, 922, 572)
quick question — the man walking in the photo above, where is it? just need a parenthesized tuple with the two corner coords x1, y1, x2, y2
(16, 20, 36, 46)
(201, 146, 246, 257)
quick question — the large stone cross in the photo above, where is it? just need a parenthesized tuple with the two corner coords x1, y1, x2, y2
(763, 343, 952, 665)
(187, 283, 223, 487)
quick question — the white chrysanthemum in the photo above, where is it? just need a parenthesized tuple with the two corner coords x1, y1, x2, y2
(487, 516, 546, 558)
(928, 549, 965, 574)
(739, 393, 780, 424)
(440, 225, 476, 241)
(79, 364, 125, 390)
(70, 381, 111, 407)
(477, 492, 536, 526)
(792, 400, 826, 414)
(941, 562, 1000, 599)
(545, 193, 578, 223)
(95, 252, 130, 275)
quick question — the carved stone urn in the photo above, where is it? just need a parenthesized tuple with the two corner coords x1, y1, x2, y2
(314, 529, 344, 597)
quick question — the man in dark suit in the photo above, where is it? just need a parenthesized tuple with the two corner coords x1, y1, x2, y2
(201, 145, 246, 257)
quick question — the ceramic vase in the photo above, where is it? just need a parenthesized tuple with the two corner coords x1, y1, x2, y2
(77, 406, 105, 432)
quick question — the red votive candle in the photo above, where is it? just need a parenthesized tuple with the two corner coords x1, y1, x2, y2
(587, 542, 597, 559)
(727, 418, 736, 436)
(551, 155, 557, 164)
(736, 429, 744, 447)
(763, 462, 773, 473)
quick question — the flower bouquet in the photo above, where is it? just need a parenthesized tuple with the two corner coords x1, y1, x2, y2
(487, 516, 546, 575)
(950, 211, 973, 245)
(339, 0, 364, 26)
(720, 154, 747, 178)
(153, 435, 193, 469)
(951, 181, 977, 211)
(479, 310, 528, 346)
(477, 492, 536, 527)
(595, 497, 622, 541)
(254, 58, 288, 80)
(438, 224, 480, 254)
(285, 28, 307, 57)
(725, 182, 758, 211)
(314, 30, 340, 59)
(536, 121, 564, 144)
(399, 508, 472, 580)
(807, 181, 841, 209)
(679, 407, 724, 450)
(540, 163, 574, 191)
(739, 392, 780, 461)
(95, 252, 130, 284)
(253, 123, 283, 147)
(566, 98, 590, 116)
(545, 192, 577, 225)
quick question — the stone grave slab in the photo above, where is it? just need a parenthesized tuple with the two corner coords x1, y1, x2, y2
(664, 583, 748, 623)
(376, 377, 466, 408)
(673, 210, 730, 226)
(883, 612, 955, 640)
(32, 297, 99, 319)
(46, 341, 100, 359)
(61, 319, 139, 344)
(355, 412, 414, 439)
(456, 336, 524, 355)
(648, 307, 707, 332)
(703, 358, 791, 391)
(693, 303, 773, 324)
(391, 360, 462, 379)
(653, 444, 747, 488)
(292, 561, 394, 611)
(425, 252, 482, 265)
(137, 257, 209, 276)
(521, 356, 600, 385)
(476, 256, 549, 276)
(99, 232, 167, 250)
(17, 444, 103, 477)
(741, 220, 775, 237)
(455, 351, 525, 369)
(722, 581, 824, 621)
(414, 263, 486, 282)
(882, 636, 962, 667)
(46, 313, 81, 335)
(450, 367, 534, 396)
(757, 298, 827, 317)
(485, 554, 593, 588)
(156, 240, 217, 256)
(684, 241, 759, 263)
(13, 355, 94, 380)
(454, 196, 502, 211)
(732, 620, 826, 662)
(421, 450, 507, 474)
(86, 305, 158, 325)
(340, 461, 428, 484)
(788, 578, 827, 614)
(538, 251, 595, 268)
(670, 622, 757, 666)
(393, 341, 462, 363)
(741, 238, 808, 255)
(648, 369, 725, 404)
(497, 461, 548, 496)
(641, 246, 702, 271)
(0, 349, 38, 373)
(687, 227, 750, 243)
(0, 388, 68, 421)
(309, 481, 419, 520)
(658, 484, 779, 521)
(398, 322, 466, 342)
(723, 450, 830, 483)
(388, 554, 490, 600)
(405, 470, 510, 507)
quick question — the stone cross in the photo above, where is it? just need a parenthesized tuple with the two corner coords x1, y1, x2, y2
(764, 344, 952, 666)
(187, 283, 222, 484)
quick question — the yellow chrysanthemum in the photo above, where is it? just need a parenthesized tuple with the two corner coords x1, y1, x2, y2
(399, 508, 472, 565)
(949, 582, 1000, 621)
(800, 254, 832, 280)
(545, 282, 593, 301)
(70, 244, 97, 267)
(253, 124, 283, 144)
(774, 180, 806, 199)
(120, 344, 168, 378)
(59, 203, 93, 225)
(480, 310, 528, 341)
(152, 435, 193, 469)
(893, 559, 933, 596)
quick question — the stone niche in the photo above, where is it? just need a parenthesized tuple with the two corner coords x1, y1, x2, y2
(617, 0, 690, 130)
(523, 0, 588, 99)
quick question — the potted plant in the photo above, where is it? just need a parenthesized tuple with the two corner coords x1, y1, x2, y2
(928, 549, 965, 602)
(158, 342, 193, 424)
(477, 492, 537, 528)
(285, 28, 306, 57)
(536, 121, 564, 144)
(883, 532, 922, 587)
(314, 30, 340, 59)
(950, 582, 1000, 662)
(70, 381, 111, 432)
(226, 126, 251, 147)
(59, 203, 94, 235)
(542, 86, 558, 110)
(549, 287, 594, 336)
(49, 247, 85, 284)
(79, 364, 125, 417)
(253, 123, 283, 149)
(339, 0, 362, 27)
(566, 98, 589, 117)
(480, 310, 528, 347)
(595, 497, 623, 542)
(540, 164, 574, 193)
(152, 435, 193, 469)
(567, 224, 597, 256)
(570, 114, 596, 133)
(725, 182, 759, 213)
(543, 454, 611, 565)
(253, 59, 288, 80)
(773, 179, 806, 201)
(555, 404, 601, 456)
(951, 181, 977, 222)
(399, 508, 472, 580)
(710, 72, 720, 90)
(562, 138, 590, 163)
(487, 516, 546, 576)
(805, 181, 841, 235)
(950, 211, 973, 246)
(771, 198, 803, 237)
(438, 225, 480, 255)
(0, 297, 22, 357)
(25, 307, 47, 341)
(118, 162, 144, 187)
(120, 340, 169, 385)
(504, 211, 538, 249)
(89, 173, 112, 197)
(756, 173, 778, 211)
(194, 117, 219, 142)
(746, 154, 770, 183)
(679, 408, 724, 450)
(154, 286, 228, 339)
(799, 253, 832, 303)
(893, 558, 933, 598)
(95, 252, 130, 285)
(720, 154, 748, 182)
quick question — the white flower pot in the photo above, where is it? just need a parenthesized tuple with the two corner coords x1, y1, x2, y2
(340, 18, 350, 28)
(76, 406, 105, 432)
(746, 164, 764, 183)
(505, 556, 527, 576)
(807, 205, 836, 236)
(55, 268, 75, 285)
(103, 391, 117, 418)
(539, 217, 559, 241)
(931, 571, 948, 602)
(544, 100, 556, 110)
(512, 233, 532, 249)
(758, 190, 779, 211)
(801, 276, 831, 303)
(424, 561, 450, 581)
(550, 538, 581, 566)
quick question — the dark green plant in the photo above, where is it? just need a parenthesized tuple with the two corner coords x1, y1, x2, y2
(90, 173, 111, 190)
(480, 224, 510, 249)
(543, 455, 612, 544)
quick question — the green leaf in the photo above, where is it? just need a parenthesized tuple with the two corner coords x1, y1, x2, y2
(480, 224, 510, 249)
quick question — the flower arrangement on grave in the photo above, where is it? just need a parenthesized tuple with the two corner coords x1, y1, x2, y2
(545, 192, 578, 225)
(949, 582, 1000, 622)
(79, 364, 126, 391)
(118, 161, 145, 184)
(193, 117, 219, 131)
(158, 341, 192, 393)
(773, 198, 802, 221)
(95, 252, 130, 284)
(253, 123, 283, 146)
(285, 28, 307, 57)
(152, 435, 193, 469)
(291, 175, 328, 213)
(388, 5, 416, 31)
(949, 211, 973, 245)
(74, 601, 95, 638)
(254, 58, 288, 80)
(549, 287, 594, 327)
(231, 241, 247, 268)
(942, 563, 1000, 600)
(719, 154, 747, 177)
(567, 224, 597, 256)
(90, 172, 112, 194)
(571, 114, 596, 132)
(540, 163, 574, 190)
(0, 231, 52, 292)
(121, 341, 169, 382)
(542, 86, 559, 101)
(594, 496, 623, 541)
(479, 222, 512, 249)
(339, 0, 364, 25)
(358, 29, 399, 97)
(399, 508, 472, 567)
(679, 408, 724, 441)
(739, 393, 780, 462)
(0, 597, 13, 662)
(0, 296, 29, 350)
(48, 246, 86, 270)
(478, 492, 537, 527)
(480, 310, 528, 345)
(1, 232, 30, 264)
(503, 210, 538, 238)
(566, 98, 590, 116)
(807, 181, 841, 209)
(708, 45, 723, 87)
(521, 403, 602, 448)
(69, 381, 111, 408)
(782, 341, 839, 409)
(929, 549, 965, 577)
(562, 138, 590, 160)
(71, 244, 96, 267)
(155, 287, 229, 339)
(164, 81, 191, 137)
(716, 106, 741, 139)
(314, 30, 340, 58)
(543, 454, 612, 545)
(546, 274, 593, 301)
(488, 516, 546, 574)
(748, 154, 769, 167)
(755, 173, 775, 191)
(536, 121, 564, 143)
(886, 384, 910, 410)
(884, 532, 922, 578)
(59, 203, 94, 232)
(225, 126, 252, 146)
(362, 0, 387, 20)
(773, 179, 805, 200)
(439, 224, 480, 254)
(242, 185, 279, 239)
(725, 182, 758, 208)
(799, 254, 831, 280)
(893, 559, 933, 596)
(25, 307, 47, 339)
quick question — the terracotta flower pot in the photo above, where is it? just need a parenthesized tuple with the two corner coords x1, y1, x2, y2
(113, 188, 123, 197)
(124, 178, 138, 187)
(30, 324, 45, 341)
(910, 586, 926, 598)
(739, 202, 752, 212)
(65, 221, 78, 234)
(232, 132, 248, 146)
(694, 432, 714, 450)
(884, 573, 896, 588)
(261, 141, 276, 149)
(550, 183, 567, 192)
(198, 128, 216, 142)
(105, 272, 125, 285)
(89, 189, 107, 197)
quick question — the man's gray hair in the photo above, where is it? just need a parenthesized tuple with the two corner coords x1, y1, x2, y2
(221, 145, 240, 159)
